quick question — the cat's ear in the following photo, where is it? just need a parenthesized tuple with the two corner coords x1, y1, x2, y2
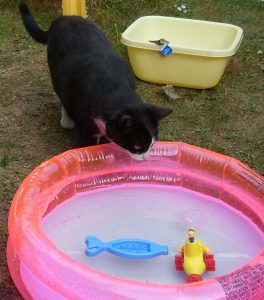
(147, 104, 172, 120)
(118, 115, 135, 132)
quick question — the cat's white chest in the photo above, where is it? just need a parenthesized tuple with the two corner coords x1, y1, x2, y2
(94, 118, 105, 144)
(93, 118, 106, 144)
(94, 118, 106, 135)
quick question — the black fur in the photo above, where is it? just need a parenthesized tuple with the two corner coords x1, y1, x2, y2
(19, 2, 172, 157)
(19, 3, 47, 44)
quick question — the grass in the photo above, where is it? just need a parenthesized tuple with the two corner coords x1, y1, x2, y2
(0, 0, 263, 298)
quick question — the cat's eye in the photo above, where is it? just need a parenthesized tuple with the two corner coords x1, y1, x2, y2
(134, 145, 142, 150)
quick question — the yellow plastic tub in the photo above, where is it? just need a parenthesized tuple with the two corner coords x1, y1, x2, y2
(121, 16, 243, 89)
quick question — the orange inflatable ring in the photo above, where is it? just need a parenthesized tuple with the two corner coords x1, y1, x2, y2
(7, 142, 264, 299)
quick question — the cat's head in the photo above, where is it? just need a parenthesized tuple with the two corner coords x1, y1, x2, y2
(105, 104, 172, 160)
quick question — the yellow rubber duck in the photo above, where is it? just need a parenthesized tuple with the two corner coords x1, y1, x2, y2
(175, 227, 215, 283)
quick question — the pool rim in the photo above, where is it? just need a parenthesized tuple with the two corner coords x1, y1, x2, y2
(7, 141, 264, 299)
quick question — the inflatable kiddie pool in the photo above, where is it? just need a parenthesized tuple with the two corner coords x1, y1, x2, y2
(7, 142, 264, 299)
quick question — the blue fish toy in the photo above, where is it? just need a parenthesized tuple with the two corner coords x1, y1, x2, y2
(85, 236, 168, 259)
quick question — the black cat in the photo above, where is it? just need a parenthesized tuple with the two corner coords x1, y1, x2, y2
(19, 2, 172, 160)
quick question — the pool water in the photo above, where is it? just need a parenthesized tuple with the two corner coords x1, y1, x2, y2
(42, 184, 264, 284)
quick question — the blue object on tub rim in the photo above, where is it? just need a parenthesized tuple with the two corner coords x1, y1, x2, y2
(85, 236, 168, 259)
(161, 43, 172, 56)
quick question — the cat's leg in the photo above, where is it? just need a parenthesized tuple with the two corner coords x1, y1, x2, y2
(93, 133, 109, 145)
(60, 105, 75, 129)
(77, 120, 101, 146)
(77, 120, 109, 146)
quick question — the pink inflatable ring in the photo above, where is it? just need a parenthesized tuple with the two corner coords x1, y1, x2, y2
(7, 142, 264, 299)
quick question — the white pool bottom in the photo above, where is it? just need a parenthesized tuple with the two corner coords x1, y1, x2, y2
(42, 184, 264, 284)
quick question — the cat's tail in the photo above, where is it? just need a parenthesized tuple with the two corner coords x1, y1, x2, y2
(19, 2, 48, 45)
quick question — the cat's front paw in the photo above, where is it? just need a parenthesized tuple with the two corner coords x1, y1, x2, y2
(60, 115, 75, 129)
(60, 106, 75, 129)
